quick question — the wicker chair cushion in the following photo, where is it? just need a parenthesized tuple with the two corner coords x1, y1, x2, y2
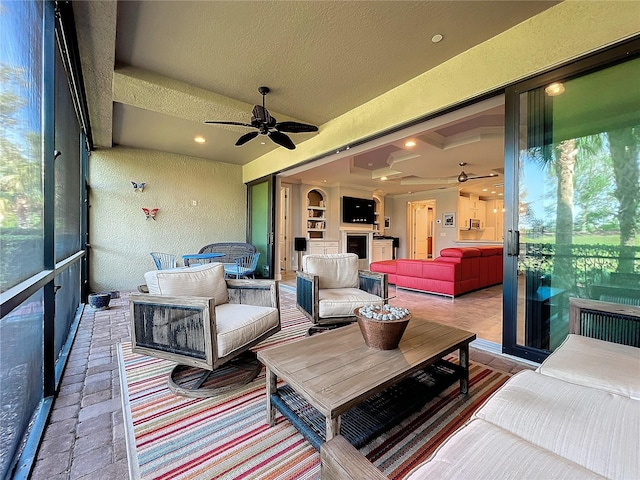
(302, 253, 359, 289)
(214, 303, 280, 357)
(144, 263, 229, 306)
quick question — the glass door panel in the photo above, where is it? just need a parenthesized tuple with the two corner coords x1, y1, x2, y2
(504, 56, 640, 362)
(247, 176, 275, 278)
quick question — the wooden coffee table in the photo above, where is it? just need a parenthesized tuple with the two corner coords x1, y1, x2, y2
(257, 319, 476, 442)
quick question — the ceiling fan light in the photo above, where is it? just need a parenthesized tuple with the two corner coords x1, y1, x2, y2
(457, 172, 468, 182)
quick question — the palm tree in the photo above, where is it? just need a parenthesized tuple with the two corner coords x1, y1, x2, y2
(607, 127, 639, 274)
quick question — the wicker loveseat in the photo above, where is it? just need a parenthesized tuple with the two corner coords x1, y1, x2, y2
(198, 242, 256, 264)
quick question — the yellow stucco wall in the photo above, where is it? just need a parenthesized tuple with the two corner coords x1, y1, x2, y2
(89, 147, 245, 291)
(243, 0, 640, 182)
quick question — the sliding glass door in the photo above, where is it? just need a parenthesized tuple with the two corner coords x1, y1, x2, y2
(503, 42, 640, 362)
(247, 175, 275, 278)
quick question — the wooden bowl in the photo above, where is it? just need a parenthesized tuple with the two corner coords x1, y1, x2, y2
(354, 307, 411, 350)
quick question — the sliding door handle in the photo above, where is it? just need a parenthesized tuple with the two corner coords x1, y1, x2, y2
(507, 229, 520, 256)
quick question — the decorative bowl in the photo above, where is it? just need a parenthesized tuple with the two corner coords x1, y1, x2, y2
(354, 306, 411, 350)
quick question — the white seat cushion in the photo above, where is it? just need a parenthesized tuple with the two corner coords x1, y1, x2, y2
(302, 253, 359, 289)
(144, 263, 229, 306)
(318, 288, 382, 318)
(406, 418, 605, 480)
(214, 303, 279, 357)
(474, 370, 640, 480)
(537, 334, 640, 399)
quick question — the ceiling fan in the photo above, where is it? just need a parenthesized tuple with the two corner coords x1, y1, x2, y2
(456, 162, 498, 182)
(205, 86, 318, 150)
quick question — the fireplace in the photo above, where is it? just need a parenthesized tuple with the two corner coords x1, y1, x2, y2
(346, 234, 368, 259)
(341, 230, 374, 269)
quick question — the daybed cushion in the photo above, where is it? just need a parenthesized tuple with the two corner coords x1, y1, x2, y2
(317, 288, 382, 318)
(405, 418, 605, 480)
(214, 303, 280, 357)
(144, 263, 229, 306)
(473, 370, 640, 480)
(537, 334, 640, 399)
(302, 253, 359, 289)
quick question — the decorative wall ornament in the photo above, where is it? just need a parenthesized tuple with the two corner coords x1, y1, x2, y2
(131, 181, 146, 192)
(142, 207, 158, 220)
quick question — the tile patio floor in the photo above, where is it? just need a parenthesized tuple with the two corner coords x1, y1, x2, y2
(30, 279, 534, 479)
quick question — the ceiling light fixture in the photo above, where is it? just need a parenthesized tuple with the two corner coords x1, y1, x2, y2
(545, 82, 565, 96)
(405, 140, 416, 147)
(431, 34, 443, 43)
(194, 136, 206, 143)
(380, 176, 388, 181)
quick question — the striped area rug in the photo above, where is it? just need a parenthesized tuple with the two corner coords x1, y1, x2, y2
(119, 286, 510, 480)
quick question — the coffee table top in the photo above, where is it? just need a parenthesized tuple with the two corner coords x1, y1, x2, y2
(258, 320, 475, 418)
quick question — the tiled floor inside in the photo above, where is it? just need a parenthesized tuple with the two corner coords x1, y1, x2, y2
(31, 278, 534, 479)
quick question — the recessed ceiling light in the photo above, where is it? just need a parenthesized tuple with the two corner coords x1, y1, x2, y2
(491, 190, 496, 194)
(368, 163, 374, 167)
(260, 141, 266, 145)
(194, 136, 206, 143)
(404, 140, 416, 147)
(498, 193, 503, 196)
(482, 188, 488, 192)
(431, 34, 443, 43)
(380, 176, 388, 181)
(323, 179, 327, 183)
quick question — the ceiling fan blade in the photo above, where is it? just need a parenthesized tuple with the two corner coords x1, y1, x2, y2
(268, 131, 296, 150)
(204, 120, 254, 128)
(275, 121, 319, 133)
(235, 131, 259, 146)
(467, 173, 499, 180)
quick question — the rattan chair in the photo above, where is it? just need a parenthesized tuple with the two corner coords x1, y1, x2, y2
(224, 252, 260, 279)
(150, 252, 176, 270)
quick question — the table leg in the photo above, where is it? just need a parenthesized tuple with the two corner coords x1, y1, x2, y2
(265, 367, 277, 426)
(326, 415, 341, 441)
(459, 344, 470, 395)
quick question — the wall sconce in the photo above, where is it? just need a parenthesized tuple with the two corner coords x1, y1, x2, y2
(131, 181, 146, 192)
(142, 208, 158, 220)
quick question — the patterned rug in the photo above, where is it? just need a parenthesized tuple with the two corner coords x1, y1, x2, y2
(119, 286, 510, 479)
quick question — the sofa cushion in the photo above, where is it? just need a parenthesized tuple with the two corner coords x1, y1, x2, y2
(144, 263, 229, 305)
(439, 247, 481, 258)
(474, 370, 640, 480)
(302, 253, 359, 289)
(406, 418, 605, 480)
(369, 260, 397, 275)
(477, 246, 503, 256)
(318, 288, 382, 318)
(537, 334, 640, 399)
(213, 303, 279, 357)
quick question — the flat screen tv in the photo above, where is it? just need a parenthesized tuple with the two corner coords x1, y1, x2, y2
(342, 196, 375, 224)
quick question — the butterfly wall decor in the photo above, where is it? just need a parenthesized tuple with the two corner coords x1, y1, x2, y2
(131, 181, 146, 192)
(142, 207, 158, 220)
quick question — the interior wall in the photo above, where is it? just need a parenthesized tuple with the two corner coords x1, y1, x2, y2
(89, 146, 246, 291)
(386, 189, 459, 258)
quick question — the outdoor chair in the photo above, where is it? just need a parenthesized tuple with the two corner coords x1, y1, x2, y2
(150, 251, 176, 270)
(296, 253, 388, 335)
(130, 263, 281, 397)
(224, 252, 260, 279)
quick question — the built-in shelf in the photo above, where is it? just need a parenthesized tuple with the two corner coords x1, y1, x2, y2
(306, 189, 327, 239)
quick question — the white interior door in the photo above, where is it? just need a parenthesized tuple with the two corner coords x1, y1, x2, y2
(279, 186, 290, 271)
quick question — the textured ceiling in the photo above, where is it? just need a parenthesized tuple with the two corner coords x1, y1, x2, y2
(73, 0, 558, 195)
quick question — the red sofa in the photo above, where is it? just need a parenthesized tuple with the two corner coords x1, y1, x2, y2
(369, 246, 503, 297)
